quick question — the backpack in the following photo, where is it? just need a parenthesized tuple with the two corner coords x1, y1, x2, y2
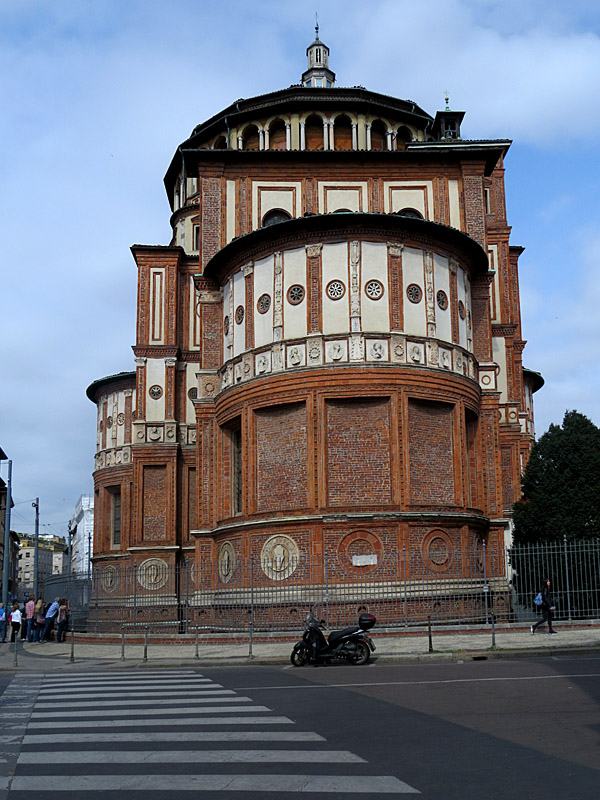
(534, 592, 543, 607)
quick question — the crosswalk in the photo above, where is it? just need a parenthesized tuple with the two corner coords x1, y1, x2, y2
(1, 670, 420, 795)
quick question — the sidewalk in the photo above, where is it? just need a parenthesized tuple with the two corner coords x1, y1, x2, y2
(1, 623, 599, 671)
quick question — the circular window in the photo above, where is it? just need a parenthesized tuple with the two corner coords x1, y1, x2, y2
(117, 413, 125, 426)
(287, 284, 305, 305)
(106, 416, 113, 429)
(235, 305, 244, 324)
(257, 293, 271, 314)
(188, 387, 197, 400)
(149, 385, 163, 400)
(365, 279, 384, 300)
(326, 280, 346, 301)
(223, 315, 230, 336)
(406, 284, 422, 304)
(458, 300, 466, 320)
(436, 290, 449, 310)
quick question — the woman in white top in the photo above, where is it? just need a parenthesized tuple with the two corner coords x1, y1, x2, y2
(10, 602, 22, 642)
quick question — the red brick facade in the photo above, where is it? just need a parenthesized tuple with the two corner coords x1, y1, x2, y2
(87, 63, 543, 614)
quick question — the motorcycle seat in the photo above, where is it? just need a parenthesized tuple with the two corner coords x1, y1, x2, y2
(328, 625, 360, 644)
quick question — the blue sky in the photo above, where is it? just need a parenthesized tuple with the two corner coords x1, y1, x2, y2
(1, 0, 599, 537)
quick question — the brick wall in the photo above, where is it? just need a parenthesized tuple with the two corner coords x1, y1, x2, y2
(408, 400, 455, 504)
(255, 402, 308, 511)
(326, 398, 392, 505)
(142, 465, 167, 540)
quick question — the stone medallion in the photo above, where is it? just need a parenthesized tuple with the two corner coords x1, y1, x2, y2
(137, 558, 169, 590)
(101, 565, 119, 593)
(218, 541, 236, 584)
(260, 534, 299, 581)
(422, 530, 453, 573)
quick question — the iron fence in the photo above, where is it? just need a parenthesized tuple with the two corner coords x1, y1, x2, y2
(53, 537, 600, 635)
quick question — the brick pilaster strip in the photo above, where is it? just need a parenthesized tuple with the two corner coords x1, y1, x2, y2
(306, 244, 323, 334)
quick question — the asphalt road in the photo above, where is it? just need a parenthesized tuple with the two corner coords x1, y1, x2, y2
(211, 654, 600, 798)
(0, 655, 598, 798)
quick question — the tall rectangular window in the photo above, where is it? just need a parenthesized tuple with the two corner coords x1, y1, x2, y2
(111, 489, 121, 547)
(232, 427, 242, 514)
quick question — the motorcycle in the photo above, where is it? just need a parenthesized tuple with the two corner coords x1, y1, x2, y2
(290, 610, 376, 666)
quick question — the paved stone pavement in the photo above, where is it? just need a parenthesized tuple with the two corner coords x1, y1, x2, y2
(0, 623, 598, 671)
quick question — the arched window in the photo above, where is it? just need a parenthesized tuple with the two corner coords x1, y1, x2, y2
(332, 208, 352, 213)
(370, 120, 387, 151)
(334, 115, 353, 150)
(262, 209, 292, 227)
(241, 125, 259, 150)
(395, 126, 412, 150)
(395, 208, 424, 219)
(269, 119, 286, 151)
(213, 135, 227, 149)
(305, 115, 324, 150)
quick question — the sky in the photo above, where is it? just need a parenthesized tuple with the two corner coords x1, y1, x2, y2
(1, 0, 599, 538)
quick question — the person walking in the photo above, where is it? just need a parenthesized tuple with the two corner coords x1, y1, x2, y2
(9, 602, 22, 642)
(531, 577, 557, 635)
(34, 598, 45, 642)
(56, 599, 68, 643)
(0, 603, 6, 643)
(40, 598, 60, 642)
(25, 594, 35, 642)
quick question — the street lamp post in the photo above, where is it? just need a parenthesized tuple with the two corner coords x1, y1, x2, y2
(32, 498, 39, 599)
(1, 459, 13, 611)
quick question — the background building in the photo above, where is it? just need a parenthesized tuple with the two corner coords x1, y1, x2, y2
(87, 32, 542, 622)
(17, 534, 67, 598)
(68, 495, 94, 574)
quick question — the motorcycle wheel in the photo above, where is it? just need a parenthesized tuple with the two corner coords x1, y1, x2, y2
(350, 640, 370, 665)
(290, 644, 311, 667)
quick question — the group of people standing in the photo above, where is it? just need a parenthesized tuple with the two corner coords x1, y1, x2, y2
(0, 596, 70, 643)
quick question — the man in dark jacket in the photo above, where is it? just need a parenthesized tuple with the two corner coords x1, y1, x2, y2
(531, 578, 557, 635)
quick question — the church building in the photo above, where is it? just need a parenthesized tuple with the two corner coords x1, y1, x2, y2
(87, 29, 542, 618)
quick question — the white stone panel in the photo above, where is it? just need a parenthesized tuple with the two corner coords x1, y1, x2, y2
(226, 180, 236, 243)
(223, 279, 233, 358)
(186, 366, 198, 424)
(253, 255, 274, 349)
(488, 244, 500, 321)
(457, 268, 470, 349)
(286, 343, 306, 368)
(383, 181, 434, 219)
(361, 242, 389, 333)
(493, 336, 508, 403)
(149, 268, 165, 344)
(448, 180, 462, 229)
(433, 254, 452, 343)
(402, 248, 427, 337)
(145, 359, 165, 422)
(365, 339, 388, 361)
(282, 247, 307, 341)
(232, 270, 245, 358)
(322, 242, 350, 335)
(317, 181, 368, 213)
(325, 339, 348, 363)
(251, 181, 302, 229)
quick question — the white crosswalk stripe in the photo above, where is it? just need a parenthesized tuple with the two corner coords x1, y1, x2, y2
(6, 669, 420, 795)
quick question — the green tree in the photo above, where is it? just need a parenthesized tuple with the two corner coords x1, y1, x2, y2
(512, 410, 600, 543)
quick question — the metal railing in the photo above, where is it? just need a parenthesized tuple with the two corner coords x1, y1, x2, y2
(51, 536, 600, 635)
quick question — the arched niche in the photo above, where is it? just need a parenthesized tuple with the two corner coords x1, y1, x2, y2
(269, 119, 287, 151)
(370, 120, 387, 151)
(305, 114, 325, 150)
(241, 125, 260, 150)
(334, 114, 353, 150)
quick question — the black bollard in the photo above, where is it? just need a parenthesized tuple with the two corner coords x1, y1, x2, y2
(427, 615, 433, 653)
